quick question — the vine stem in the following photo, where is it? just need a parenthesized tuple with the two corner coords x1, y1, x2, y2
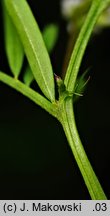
(58, 97, 107, 199)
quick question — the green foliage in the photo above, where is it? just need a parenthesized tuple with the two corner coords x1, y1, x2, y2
(23, 65, 34, 87)
(43, 24, 59, 53)
(4, 0, 55, 102)
(23, 23, 59, 87)
(1, 0, 110, 199)
(73, 69, 90, 102)
(2, 1, 24, 78)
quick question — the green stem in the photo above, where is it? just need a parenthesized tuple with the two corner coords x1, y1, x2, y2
(64, 0, 110, 93)
(0, 71, 57, 118)
(59, 97, 107, 199)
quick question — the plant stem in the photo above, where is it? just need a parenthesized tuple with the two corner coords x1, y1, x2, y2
(0, 71, 57, 118)
(58, 97, 107, 199)
(64, 0, 110, 93)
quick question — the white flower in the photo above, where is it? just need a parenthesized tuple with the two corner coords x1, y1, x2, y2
(61, 0, 83, 17)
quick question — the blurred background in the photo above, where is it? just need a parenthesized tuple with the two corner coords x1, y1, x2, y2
(0, 0, 110, 199)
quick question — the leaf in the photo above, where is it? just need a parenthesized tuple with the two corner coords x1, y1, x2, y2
(64, 0, 110, 93)
(23, 23, 59, 87)
(2, 1, 24, 78)
(73, 68, 90, 103)
(4, 0, 55, 102)
(23, 65, 34, 86)
(43, 24, 59, 53)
